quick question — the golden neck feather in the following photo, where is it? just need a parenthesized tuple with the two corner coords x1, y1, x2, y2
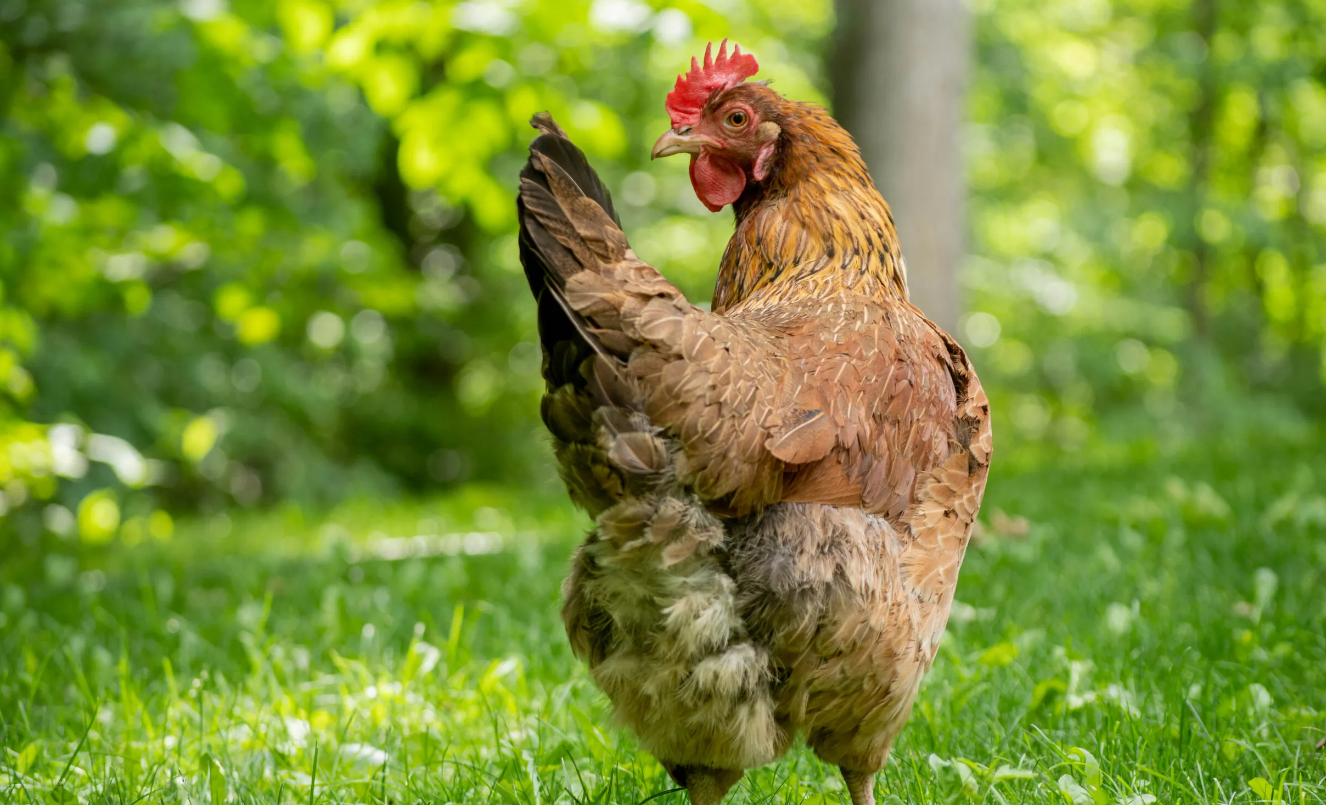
(712, 101, 909, 314)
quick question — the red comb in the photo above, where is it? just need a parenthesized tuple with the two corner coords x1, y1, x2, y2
(665, 39, 759, 128)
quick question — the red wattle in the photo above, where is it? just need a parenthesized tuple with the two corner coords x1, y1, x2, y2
(689, 152, 746, 212)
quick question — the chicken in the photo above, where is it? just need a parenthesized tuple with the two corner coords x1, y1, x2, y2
(516, 41, 992, 805)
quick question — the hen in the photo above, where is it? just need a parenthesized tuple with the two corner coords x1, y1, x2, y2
(517, 41, 992, 805)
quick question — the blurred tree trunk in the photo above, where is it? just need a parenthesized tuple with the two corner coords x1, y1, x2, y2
(829, 0, 970, 334)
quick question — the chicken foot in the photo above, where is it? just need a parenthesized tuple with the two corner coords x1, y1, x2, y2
(841, 768, 876, 805)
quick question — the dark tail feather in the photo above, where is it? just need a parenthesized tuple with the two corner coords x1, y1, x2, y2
(517, 113, 623, 391)
(524, 112, 620, 226)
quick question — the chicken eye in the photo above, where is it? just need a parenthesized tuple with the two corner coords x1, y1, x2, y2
(726, 110, 749, 128)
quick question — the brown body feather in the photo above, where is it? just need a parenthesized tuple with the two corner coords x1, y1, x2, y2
(518, 96, 991, 805)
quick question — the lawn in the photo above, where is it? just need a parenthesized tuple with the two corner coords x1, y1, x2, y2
(3, 419, 1325, 805)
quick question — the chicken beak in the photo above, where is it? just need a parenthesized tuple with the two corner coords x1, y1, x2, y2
(651, 128, 709, 160)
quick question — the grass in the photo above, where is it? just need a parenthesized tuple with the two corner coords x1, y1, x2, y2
(2, 425, 1326, 805)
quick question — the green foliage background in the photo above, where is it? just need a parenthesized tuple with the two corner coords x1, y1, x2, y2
(969, 0, 1326, 464)
(1, 0, 1323, 545)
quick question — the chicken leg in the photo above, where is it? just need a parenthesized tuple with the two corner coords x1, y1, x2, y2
(842, 768, 876, 805)
(665, 765, 743, 805)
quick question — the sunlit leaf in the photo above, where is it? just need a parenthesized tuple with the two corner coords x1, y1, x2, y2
(363, 54, 419, 117)
(237, 307, 281, 345)
(149, 510, 175, 541)
(1248, 778, 1274, 801)
(277, 0, 334, 54)
(182, 417, 219, 463)
(77, 489, 121, 543)
(214, 284, 251, 321)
